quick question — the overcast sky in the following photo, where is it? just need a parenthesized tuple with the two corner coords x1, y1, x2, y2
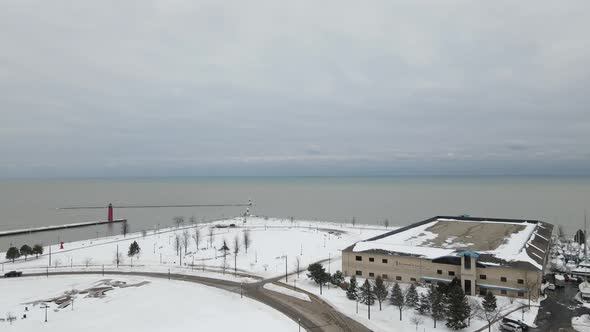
(1, 0, 589, 177)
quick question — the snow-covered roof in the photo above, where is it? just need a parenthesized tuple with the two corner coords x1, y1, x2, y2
(348, 216, 553, 271)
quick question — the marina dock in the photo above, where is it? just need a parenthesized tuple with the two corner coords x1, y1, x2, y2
(0, 219, 127, 237)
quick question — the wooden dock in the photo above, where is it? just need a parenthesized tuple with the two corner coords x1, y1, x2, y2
(0, 219, 127, 237)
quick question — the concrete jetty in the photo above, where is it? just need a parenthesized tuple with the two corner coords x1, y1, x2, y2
(0, 219, 127, 237)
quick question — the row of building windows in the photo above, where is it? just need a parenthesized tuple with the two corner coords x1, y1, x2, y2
(356, 256, 389, 264)
(355, 270, 403, 281)
(479, 275, 524, 284)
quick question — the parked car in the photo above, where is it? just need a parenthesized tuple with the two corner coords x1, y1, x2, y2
(229, 224, 236, 228)
(502, 318, 529, 331)
(4, 271, 22, 278)
(500, 322, 523, 332)
(546, 283, 556, 290)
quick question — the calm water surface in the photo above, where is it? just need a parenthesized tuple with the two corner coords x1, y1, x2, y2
(0, 176, 588, 249)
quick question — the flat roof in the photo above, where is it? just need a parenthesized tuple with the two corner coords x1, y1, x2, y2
(349, 216, 553, 270)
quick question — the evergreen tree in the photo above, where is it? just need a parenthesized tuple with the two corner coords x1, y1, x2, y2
(331, 270, 345, 286)
(482, 291, 497, 312)
(406, 284, 419, 308)
(359, 279, 376, 305)
(128, 241, 141, 257)
(32, 244, 44, 258)
(430, 286, 445, 328)
(390, 282, 406, 321)
(479, 291, 500, 332)
(19, 245, 32, 261)
(373, 275, 389, 311)
(306, 263, 330, 294)
(359, 279, 376, 320)
(346, 276, 359, 300)
(417, 292, 431, 315)
(5, 247, 20, 262)
(445, 285, 470, 330)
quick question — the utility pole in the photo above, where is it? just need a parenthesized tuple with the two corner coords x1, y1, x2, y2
(48, 246, 51, 267)
(285, 255, 288, 283)
(116, 245, 119, 268)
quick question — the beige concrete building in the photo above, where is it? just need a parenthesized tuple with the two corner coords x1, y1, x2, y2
(342, 216, 553, 299)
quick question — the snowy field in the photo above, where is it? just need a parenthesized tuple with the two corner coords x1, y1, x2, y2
(1, 217, 386, 281)
(289, 257, 541, 332)
(0, 275, 295, 331)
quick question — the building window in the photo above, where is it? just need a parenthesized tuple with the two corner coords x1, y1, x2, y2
(410, 277, 417, 282)
(396, 276, 402, 281)
(382, 259, 388, 264)
(480, 274, 487, 280)
(501, 277, 507, 282)
(383, 274, 388, 279)
(501, 290, 507, 295)
(517, 279, 524, 284)
(464, 257, 471, 269)
(369, 272, 375, 277)
(369, 257, 375, 262)
(448, 271, 455, 276)
(437, 270, 443, 275)
(355, 256, 362, 261)
(517, 292, 524, 297)
(356, 270, 362, 276)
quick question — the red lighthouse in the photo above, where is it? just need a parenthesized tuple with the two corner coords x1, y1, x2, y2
(108, 203, 113, 222)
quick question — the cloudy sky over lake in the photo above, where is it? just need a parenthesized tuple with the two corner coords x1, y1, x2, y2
(1, 0, 589, 177)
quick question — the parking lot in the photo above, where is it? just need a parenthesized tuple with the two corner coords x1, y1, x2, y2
(533, 274, 589, 332)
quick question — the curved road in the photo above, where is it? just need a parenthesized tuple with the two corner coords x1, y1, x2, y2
(18, 270, 371, 332)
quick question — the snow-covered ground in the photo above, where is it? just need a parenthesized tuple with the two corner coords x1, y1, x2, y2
(1, 217, 386, 281)
(287, 256, 541, 332)
(0, 275, 295, 331)
(263, 283, 311, 302)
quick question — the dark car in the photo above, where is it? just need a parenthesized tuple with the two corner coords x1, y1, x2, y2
(4, 271, 22, 278)
(229, 224, 236, 228)
(502, 318, 529, 331)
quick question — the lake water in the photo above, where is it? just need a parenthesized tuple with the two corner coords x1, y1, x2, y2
(0, 176, 588, 249)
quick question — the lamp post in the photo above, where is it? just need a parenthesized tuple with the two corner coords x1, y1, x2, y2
(41, 304, 49, 322)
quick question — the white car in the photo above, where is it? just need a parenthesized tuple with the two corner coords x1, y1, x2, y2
(500, 322, 523, 332)
(547, 283, 556, 290)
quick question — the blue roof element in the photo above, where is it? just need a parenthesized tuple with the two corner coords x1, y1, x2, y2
(457, 250, 480, 258)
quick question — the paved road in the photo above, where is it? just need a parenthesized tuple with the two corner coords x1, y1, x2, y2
(15, 270, 371, 332)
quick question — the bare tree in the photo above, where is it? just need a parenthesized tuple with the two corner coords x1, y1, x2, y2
(113, 251, 124, 266)
(243, 229, 252, 253)
(182, 230, 190, 255)
(174, 234, 182, 256)
(525, 275, 539, 307)
(194, 227, 201, 250)
(294, 256, 301, 277)
(352, 217, 356, 227)
(411, 316, 424, 331)
(208, 227, 215, 248)
(189, 216, 196, 225)
(6, 312, 16, 325)
(384, 219, 390, 229)
(141, 229, 147, 238)
(173, 216, 184, 228)
(233, 235, 241, 275)
(84, 257, 93, 267)
(468, 297, 481, 327)
(121, 222, 129, 237)
(220, 239, 230, 275)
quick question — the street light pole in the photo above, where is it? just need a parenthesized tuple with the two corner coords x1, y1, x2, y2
(41, 304, 49, 322)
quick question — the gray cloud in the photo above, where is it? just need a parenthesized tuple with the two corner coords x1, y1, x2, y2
(0, 0, 589, 177)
